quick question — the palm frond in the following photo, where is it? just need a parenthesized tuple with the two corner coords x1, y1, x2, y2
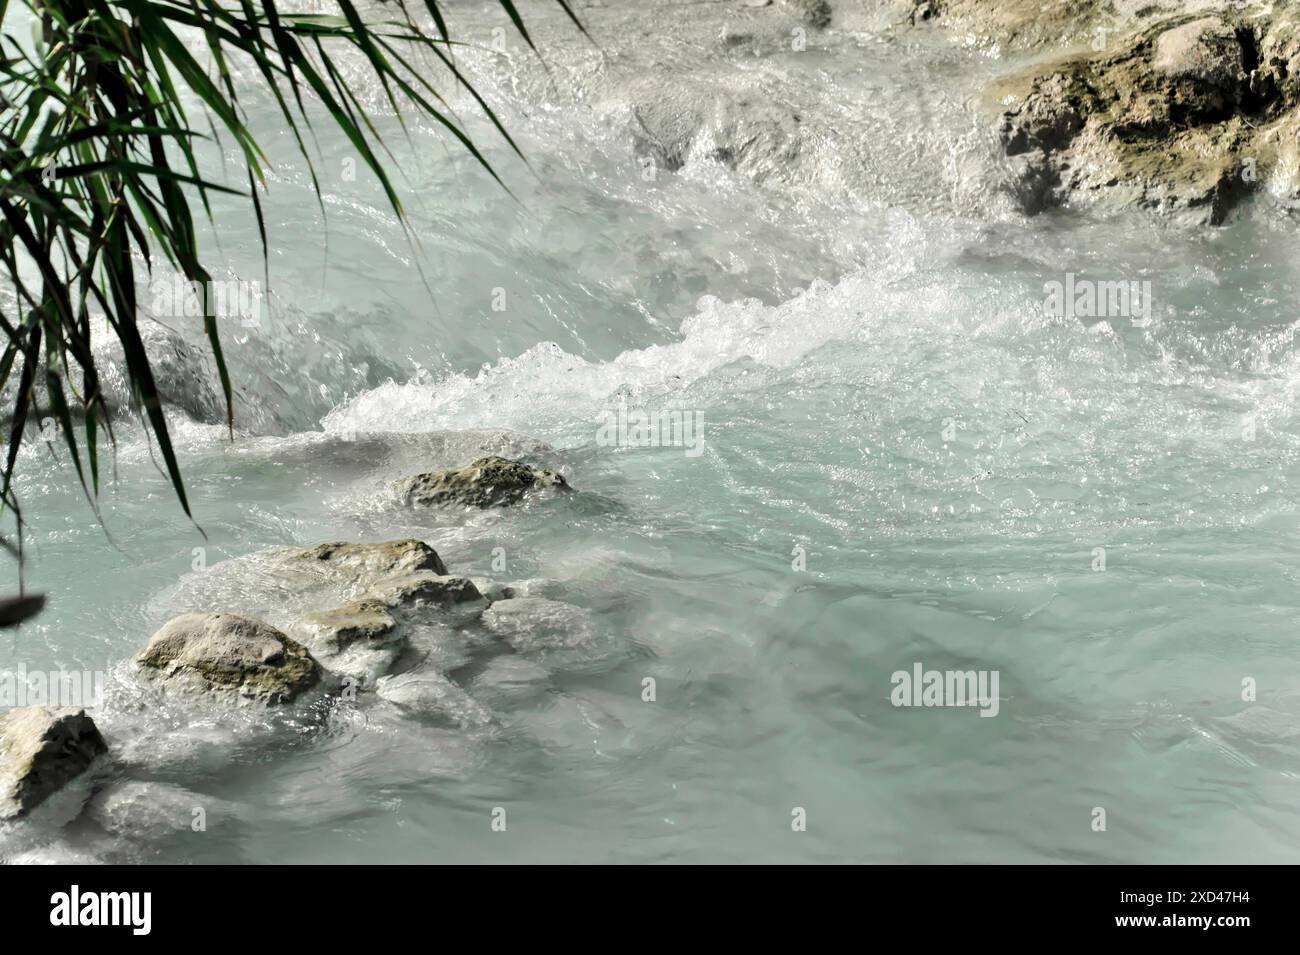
(0, 0, 580, 577)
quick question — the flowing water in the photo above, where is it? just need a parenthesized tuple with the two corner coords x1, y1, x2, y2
(3, 1, 1300, 863)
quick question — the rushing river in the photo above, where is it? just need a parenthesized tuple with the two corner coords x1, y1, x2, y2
(3, 1, 1299, 863)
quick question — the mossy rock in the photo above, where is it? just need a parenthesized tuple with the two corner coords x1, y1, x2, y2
(367, 573, 485, 610)
(991, 10, 1300, 222)
(290, 539, 448, 578)
(394, 456, 570, 509)
(294, 599, 399, 655)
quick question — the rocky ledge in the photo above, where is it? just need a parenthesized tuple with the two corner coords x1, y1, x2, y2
(913, 1, 1300, 222)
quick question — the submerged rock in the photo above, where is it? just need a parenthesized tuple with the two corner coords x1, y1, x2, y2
(470, 656, 553, 705)
(394, 455, 570, 508)
(87, 781, 225, 837)
(397, 619, 492, 674)
(136, 613, 320, 704)
(625, 73, 805, 184)
(0, 706, 108, 820)
(375, 671, 493, 727)
(481, 597, 597, 653)
(780, 0, 831, 29)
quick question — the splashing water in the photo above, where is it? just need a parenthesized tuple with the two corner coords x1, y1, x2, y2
(4, 1, 1300, 864)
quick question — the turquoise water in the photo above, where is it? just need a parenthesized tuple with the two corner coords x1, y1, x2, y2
(3, 1, 1300, 863)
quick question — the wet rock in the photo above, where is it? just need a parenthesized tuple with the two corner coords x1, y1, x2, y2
(780, 0, 830, 29)
(398, 619, 493, 673)
(0, 706, 107, 820)
(394, 455, 570, 508)
(367, 572, 486, 611)
(92, 321, 282, 434)
(909, 1, 938, 26)
(1153, 17, 1243, 90)
(472, 579, 517, 603)
(913, 0, 1110, 51)
(136, 613, 320, 704)
(719, 25, 755, 50)
(87, 781, 226, 837)
(986, 8, 1300, 224)
(375, 671, 493, 726)
(88, 322, 222, 425)
(294, 599, 399, 655)
(1000, 72, 1093, 157)
(292, 599, 402, 684)
(290, 539, 448, 580)
(626, 76, 804, 183)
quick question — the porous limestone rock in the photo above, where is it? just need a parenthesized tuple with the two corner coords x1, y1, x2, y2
(394, 456, 570, 508)
(136, 613, 320, 704)
(289, 539, 449, 579)
(366, 573, 486, 611)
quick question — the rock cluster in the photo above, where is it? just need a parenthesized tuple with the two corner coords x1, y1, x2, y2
(0, 454, 588, 821)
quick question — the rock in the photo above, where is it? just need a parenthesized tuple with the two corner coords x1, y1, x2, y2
(92, 321, 281, 434)
(909, 1, 938, 25)
(906, 1, 1300, 222)
(780, 0, 830, 29)
(912, 0, 1110, 51)
(719, 26, 755, 51)
(399, 620, 488, 673)
(294, 599, 399, 655)
(394, 456, 570, 508)
(0, 706, 107, 820)
(1153, 18, 1243, 90)
(290, 539, 448, 579)
(136, 613, 320, 704)
(626, 76, 804, 183)
(292, 599, 403, 685)
(986, 7, 1300, 224)
(481, 597, 597, 653)
(367, 572, 485, 610)
(375, 672, 493, 726)
(472, 579, 517, 603)
(1000, 72, 1092, 157)
(86, 781, 222, 837)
